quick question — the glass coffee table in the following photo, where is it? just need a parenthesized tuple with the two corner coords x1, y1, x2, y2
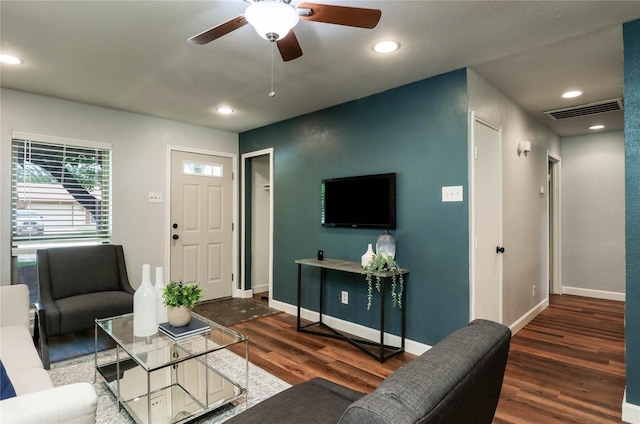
(95, 312, 248, 424)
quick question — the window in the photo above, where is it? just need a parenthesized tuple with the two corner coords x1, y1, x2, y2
(11, 132, 112, 301)
(183, 160, 223, 177)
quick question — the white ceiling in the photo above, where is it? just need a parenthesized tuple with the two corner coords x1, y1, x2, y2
(1, 1, 639, 136)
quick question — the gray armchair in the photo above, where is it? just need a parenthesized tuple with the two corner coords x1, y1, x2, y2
(36, 244, 135, 369)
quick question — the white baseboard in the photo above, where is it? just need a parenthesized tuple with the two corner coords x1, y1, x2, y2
(508, 298, 549, 336)
(562, 286, 625, 302)
(234, 288, 253, 299)
(252, 283, 269, 294)
(269, 298, 430, 356)
(623, 389, 640, 424)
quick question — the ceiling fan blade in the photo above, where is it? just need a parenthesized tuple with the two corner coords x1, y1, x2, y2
(187, 15, 247, 45)
(297, 3, 381, 29)
(277, 30, 303, 62)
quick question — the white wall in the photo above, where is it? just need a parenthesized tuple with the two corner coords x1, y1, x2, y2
(561, 131, 625, 298)
(467, 69, 561, 327)
(1, 88, 238, 287)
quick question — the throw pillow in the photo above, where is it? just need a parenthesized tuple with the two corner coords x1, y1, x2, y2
(0, 359, 17, 400)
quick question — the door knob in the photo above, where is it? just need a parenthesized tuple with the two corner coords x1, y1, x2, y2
(172, 234, 179, 240)
(496, 246, 505, 253)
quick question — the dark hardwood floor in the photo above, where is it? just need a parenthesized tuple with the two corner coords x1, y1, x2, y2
(228, 294, 625, 424)
(45, 293, 625, 423)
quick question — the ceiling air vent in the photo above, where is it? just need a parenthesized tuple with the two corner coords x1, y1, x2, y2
(543, 98, 623, 120)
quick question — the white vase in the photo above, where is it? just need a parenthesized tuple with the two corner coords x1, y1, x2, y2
(133, 264, 158, 337)
(168, 306, 192, 327)
(361, 243, 375, 267)
(155, 267, 168, 324)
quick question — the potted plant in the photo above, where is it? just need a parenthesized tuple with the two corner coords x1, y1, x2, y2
(162, 280, 203, 327)
(362, 252, 404, 310)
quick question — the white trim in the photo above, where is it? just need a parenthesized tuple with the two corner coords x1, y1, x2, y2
(508, 298, 549, 335)
(12, 131, 111, 150)
(562, 286, 625, 302)
(623, 390, 640, 424)
(468, 111, 504, 324)
(269, 298, 431, 356)
(165, 144, 238, 297)
(240, 148, 274, 304)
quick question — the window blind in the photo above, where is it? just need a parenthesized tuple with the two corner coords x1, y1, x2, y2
(11, 134, 112, 250)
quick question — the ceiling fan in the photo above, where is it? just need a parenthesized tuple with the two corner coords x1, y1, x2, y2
(187, 0, 382, 62)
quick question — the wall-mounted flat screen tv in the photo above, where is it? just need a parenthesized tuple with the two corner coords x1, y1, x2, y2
(321, 173, 396, 229)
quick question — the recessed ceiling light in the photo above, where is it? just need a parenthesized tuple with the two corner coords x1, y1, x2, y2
(216, 107, 234, 114)
(0, 54, 22, 65)
(589, 124, 605, 130)
(562, 90, 582, 99)
(373, 40, 399, 54)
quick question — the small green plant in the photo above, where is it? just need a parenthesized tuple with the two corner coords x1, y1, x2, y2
(162, 280, 203, 308)
(362, 252, 404, 310)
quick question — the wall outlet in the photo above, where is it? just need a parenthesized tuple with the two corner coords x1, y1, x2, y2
(532, 285, 536, 298)
(150, 393, 164, 410)
(341, 291, 348, 304)
(148, 192, 163, 203)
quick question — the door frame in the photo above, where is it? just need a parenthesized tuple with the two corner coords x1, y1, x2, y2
(547, 151, 562, 295)
(468, 111, 504, 323)
(165, 145, 238, 296)
(240, 148, 274, 300)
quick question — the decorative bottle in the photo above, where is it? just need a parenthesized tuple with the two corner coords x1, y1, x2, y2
(155, 267, 168, 324)
(133, 264, 158, 337)
(376, 230, 396, 259)
(361, 243, 375, 267)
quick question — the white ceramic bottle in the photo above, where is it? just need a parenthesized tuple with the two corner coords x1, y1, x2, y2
(155, 267, 169, 324)
(361, 243, 375, 267)
(133, 264, 158, 337)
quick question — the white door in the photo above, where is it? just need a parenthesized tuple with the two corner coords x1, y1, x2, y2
(170, 150, 233, 300)
(471, 116, 503, 322)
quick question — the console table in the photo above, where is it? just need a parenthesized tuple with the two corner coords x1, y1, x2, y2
(295, 258, 409, 362)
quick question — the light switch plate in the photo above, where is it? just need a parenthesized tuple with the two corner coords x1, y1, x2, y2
(442, 186, 463, 202)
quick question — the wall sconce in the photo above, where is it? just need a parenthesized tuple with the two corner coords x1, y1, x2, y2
(517, 140, 532, 156)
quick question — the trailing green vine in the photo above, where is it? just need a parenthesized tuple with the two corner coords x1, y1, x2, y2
(362, 253, 404, 310)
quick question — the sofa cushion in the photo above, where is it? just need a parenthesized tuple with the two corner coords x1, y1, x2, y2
(224, 377, 365, 424)
(9, 366, 54, 396)
(56, 291, 134, 334)
(0, 326, 44, 373)
(47, 245, 122, 300)
(0, 360, 17, 400)
(339, 319, 511, 424)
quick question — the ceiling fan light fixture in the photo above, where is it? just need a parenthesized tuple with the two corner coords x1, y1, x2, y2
(245, 1, 299, 42)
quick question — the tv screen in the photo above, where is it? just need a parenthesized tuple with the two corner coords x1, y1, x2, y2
(321, 173, 396, 229)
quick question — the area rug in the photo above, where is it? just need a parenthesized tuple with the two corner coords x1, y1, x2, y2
(49, 349, 290, 424)
(193, 298, 282, 327)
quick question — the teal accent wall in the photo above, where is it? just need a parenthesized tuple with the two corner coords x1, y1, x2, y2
(624, 19, 640, 406)
(240, 69, 469, 344)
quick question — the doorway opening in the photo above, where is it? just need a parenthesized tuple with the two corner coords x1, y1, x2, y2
(241, 149, 274, 303)
(548, 153, 562, 295)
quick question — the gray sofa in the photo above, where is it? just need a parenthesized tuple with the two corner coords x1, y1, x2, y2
(225, 319, 511, 424)
(36, 244, 135, 369)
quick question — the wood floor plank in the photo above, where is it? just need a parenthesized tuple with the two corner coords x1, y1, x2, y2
(232, 294, 625, 423)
